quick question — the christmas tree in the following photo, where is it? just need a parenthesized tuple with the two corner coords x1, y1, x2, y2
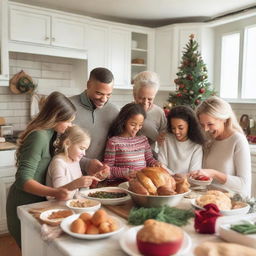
(168, 34, 216, 109)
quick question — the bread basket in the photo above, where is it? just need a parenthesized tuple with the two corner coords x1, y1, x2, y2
(119, 182, 190, 208)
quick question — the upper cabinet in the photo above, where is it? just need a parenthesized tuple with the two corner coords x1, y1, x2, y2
(0, 0, 9, 86)
(155, 24, 214, 91)
(9, 4, 86, 50)
(109, 28, 131, 88)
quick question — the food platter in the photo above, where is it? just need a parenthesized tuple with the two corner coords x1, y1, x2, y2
(60, 214, 125, 239)
(190, 198, 250, 216)
(119, 225, 192, 256)
(39, 208, 74, 225)
(79, 187, 130, 205)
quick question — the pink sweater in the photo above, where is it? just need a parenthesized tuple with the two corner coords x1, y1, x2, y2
(103, 135, 158, 179)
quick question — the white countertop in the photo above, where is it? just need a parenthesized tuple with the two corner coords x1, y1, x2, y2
(17, 199, 250, 256)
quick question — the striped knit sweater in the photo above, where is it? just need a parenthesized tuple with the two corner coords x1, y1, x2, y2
(103, 135, 158, 179)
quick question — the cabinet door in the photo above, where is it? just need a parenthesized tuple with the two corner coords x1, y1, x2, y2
(9, 6, 51, 45)
(155, 29, 175, 90)
(109, 28, 131, 88)
(0, 0, 9, 85)
(52, 17, 86, 49)
(87, 24, 109, 76)
(0, 176, 15, 234)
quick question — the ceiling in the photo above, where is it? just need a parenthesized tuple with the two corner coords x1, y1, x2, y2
(11, 0, 256, 27)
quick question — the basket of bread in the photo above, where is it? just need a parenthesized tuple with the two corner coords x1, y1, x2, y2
(119, 167, 190, 207)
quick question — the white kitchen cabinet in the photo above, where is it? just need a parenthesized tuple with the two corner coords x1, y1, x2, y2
(87, 23, 109, 76)
(9, 3, 86, 50)
(109, 28, 131, 88)
(155, 24, 214, 91)
(251, 152, 256, 197)
(0, 0, 9, 86)
(0, 149, 16, 234)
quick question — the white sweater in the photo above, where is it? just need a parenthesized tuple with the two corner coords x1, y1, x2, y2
(158, 133, 203, 174)
(203, 132, 251, 197)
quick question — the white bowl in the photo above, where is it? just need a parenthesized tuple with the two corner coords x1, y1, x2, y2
(119, 182, 190, 208)
(80, 187, 130, 205)
(188, 176, 213, 186)
(190, 198, 250, 216)
(66, 198, 101, 213)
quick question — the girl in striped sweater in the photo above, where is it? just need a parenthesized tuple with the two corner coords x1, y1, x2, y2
(103, 102, 161, 180)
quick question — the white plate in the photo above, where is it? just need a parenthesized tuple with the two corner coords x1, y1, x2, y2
(190, 198, 250, 216)
(120, 225, 192, 256)
(60, 213, 125, 239)
(219, 223, 256, 249)
(80, 187, 130, 205)
(188, 176, 212, 186)
(40, 208, 74, 224)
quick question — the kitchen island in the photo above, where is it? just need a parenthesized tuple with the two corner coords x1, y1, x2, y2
(17, 199, 234, 256)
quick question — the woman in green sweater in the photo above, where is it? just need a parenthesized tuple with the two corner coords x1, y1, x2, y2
(6, 91, 76, 248)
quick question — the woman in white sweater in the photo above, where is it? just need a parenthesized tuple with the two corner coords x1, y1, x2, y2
(158, 105, 205, 174)
(190, 96, 251, 197)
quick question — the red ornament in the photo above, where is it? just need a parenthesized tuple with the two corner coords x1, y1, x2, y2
(199, 88, 205, 93)
(195, 99, 201, 105)
(179, 84, 185, 89)
(177, 93, 183, 97)
(183, 89, 188, 93)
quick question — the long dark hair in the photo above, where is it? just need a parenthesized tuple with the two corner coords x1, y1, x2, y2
(167, 105, 205, 145)
(108, 102, 146, 137)
(16, 91, 76, 163)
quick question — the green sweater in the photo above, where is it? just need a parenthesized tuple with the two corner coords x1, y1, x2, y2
(6, 129, 55, 247)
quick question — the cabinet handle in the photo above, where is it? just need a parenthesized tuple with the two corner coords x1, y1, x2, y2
(52, 37, 55, 42)
(45, 36, 49, 40)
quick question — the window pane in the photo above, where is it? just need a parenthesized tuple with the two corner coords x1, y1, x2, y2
(242, 26, 256, 99)
(220, 33, 240, 98)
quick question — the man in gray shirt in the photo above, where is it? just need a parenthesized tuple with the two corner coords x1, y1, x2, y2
(70, 67, 119, 174)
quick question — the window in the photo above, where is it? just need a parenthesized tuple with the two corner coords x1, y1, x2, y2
(220, 33, 240, 99)
(219, 23, 256, 102)
(242, 25, 256, 99)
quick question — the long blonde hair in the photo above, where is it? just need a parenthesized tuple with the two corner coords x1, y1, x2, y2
(16, 91, 76, 163)
(196, 96, 243, 151)
(54, 125, 91, 158)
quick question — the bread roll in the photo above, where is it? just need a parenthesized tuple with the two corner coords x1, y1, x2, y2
(91, 209, 108, 226)
(71, 218, 86, 234)
(136, 171, 157, 195)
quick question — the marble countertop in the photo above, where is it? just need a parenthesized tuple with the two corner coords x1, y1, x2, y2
(17, 199, 256, 256)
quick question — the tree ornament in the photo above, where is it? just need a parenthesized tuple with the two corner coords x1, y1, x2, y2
(177, 93, 183, 97)
(187, 74, 193, 80)
(179, 84, 185, 89)
(199, 88, 205, 94)
(189, 90, 194, 95)
(195, 99, 201, 105)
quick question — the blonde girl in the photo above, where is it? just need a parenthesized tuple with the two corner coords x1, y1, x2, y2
(47, 125, 101, 199)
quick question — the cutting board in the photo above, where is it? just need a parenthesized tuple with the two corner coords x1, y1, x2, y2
(105, 200, 134, 219)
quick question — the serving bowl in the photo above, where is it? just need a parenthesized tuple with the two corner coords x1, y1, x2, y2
(66, 198, 101, 213)
(118, 182, 190, 208)
(190, 198, 250, 216)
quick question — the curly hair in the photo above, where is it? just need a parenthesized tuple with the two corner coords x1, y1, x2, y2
(108, 102, 146, 138)
(167, 105, 206, 145)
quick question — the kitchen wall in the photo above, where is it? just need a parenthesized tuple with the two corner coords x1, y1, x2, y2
(0, 52, 169, 131)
